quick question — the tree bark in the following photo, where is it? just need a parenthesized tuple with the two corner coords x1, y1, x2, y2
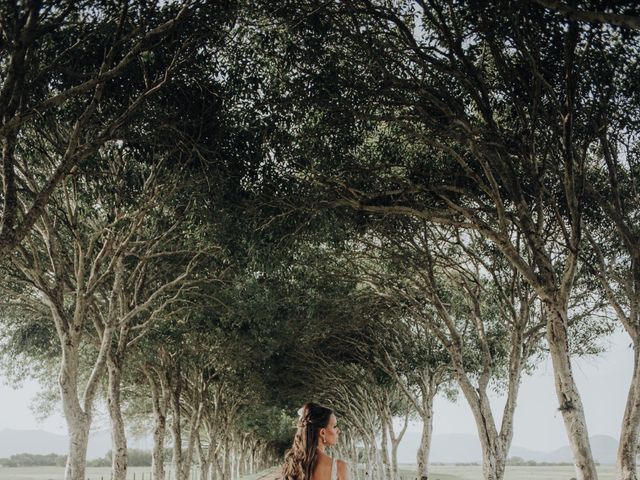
(249, 440, 258, 476)
(617, 335, 640, 480)
(379, 419, 391, 480)
(169, 369, 184, 480)
(64, 411, 91, 480)
(107, 358, 128, 480)
(387, 409, 407, 480)
(390, 437, 400, 480)
(418, 269, 525, 480)
(545, 301, 598, 480)
(238, 435, 249, 478)
(58, 330, 98, 480)
(456, 375, 506, 480)
(154, 409, 168, 480)
(371, 432, 382, 480)
(197, 437, 210, 480)
(208, 441, 219, 480)
(214, 452, 224, 480)
(416, 395, 434, 480)
(204, 419, 219, 480)
(449, 332, 519, 480)
(183, 400, 203, 480)
(147, 367, 168, 480)
(222, 433, 231, 480)
(584, 184, 640, 480)
(233, 438, 240, 480)
(364, 438, 375, 480)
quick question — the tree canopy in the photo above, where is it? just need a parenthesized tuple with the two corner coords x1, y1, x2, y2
(1, 2, 639, 480)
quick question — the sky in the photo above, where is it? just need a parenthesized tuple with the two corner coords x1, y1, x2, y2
(406, 329, 633, 451)
(0, 330, 633, 452)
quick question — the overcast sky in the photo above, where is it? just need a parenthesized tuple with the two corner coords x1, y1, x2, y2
(0, 330, 632, 452)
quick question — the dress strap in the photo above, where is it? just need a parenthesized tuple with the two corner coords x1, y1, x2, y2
(331, 458, 338, 480)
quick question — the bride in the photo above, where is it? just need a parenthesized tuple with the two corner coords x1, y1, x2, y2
(281, 403, 351, 480)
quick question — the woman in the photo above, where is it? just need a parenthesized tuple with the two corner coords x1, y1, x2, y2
(281, 403, 350, 480)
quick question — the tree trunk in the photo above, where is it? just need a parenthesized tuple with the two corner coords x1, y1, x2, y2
(390, 410, 408, 480)
(239, 439, 248, 478)
(459, 381, 506, 480)
(147, 367, 168, 480)
(107, 359, 128, 480)
(64, 413, 91, 480)
(390, 439, 400, 480)
(250, 443, 258, 475)
(208, 438, 219, 480)
(59, 338, 93, 480)
(243, 436, 252, 477)
(380, 420, 392, 480)
(230, 442, 236, 480)
(352, 437, 362, 480)
(479, 436, 506, 480)
(170, 385, 183, 480)
(223, 433, 231, 480)
(546, 301, 598, 480)
(234, 442, 241, 479)
(416, 395, 434, 480)
(197, 438, 210, 480)
(365, 439, 374, 480)
(454, 359, 507, 480)
(183, 401, 203, 480)
(214, 452, 224, 480)
(370, 437, 381, 480)
(210, 430, 221, 480)
(153, 411, 167, 480)
(617, 336, 640, 480)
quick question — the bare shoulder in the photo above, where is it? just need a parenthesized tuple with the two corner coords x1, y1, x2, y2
(336, 460, 350, 480)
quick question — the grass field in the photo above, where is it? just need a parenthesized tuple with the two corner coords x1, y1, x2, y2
(0, 466, 153, 480)
(0, 465, 618, 480)
(400, 464, 616, 480)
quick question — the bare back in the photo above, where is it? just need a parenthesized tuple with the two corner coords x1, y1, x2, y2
(311, 453, 338, 480)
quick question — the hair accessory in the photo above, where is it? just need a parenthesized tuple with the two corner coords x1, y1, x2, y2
(296, 406, 309, 428)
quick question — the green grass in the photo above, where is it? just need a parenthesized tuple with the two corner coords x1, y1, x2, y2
(399, 467, 460, 480)
(400, 464, 617, 480)
(0, 466, 152, 480)
(0, 465, 618, 480)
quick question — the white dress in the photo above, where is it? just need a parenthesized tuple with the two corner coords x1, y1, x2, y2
(330, 458, 338, 480)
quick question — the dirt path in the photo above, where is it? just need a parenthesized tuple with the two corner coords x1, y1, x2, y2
(252, 468, 281, 480)
(255, 474, 279, 480)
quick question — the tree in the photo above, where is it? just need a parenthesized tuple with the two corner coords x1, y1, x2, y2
(534, 0, 640, 29)
(0, 148, 200, 480)
(345, 219, 544, 480)
(348, 311, 452, 480)
(582, 98, 640, 479)
(249, 3, 640, 478)
(0, 0, 208, 258)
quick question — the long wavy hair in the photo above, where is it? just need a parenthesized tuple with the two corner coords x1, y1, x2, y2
(281, 403, 333, 480)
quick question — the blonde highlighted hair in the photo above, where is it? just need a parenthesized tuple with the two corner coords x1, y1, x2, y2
(281, 403, 333, 480)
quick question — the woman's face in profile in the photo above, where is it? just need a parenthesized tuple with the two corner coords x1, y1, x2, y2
(322, 413, 340, 446)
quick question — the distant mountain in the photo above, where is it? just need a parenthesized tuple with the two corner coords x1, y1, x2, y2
(0, 429, 619, 465)
(0, 429, 113, 459)
(397, 432, 482, 464)
(539, 435, 617, 465)
(397, 432, 619, 465)
(0, 429, 68, 457)
(508, 444, 549, 462)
